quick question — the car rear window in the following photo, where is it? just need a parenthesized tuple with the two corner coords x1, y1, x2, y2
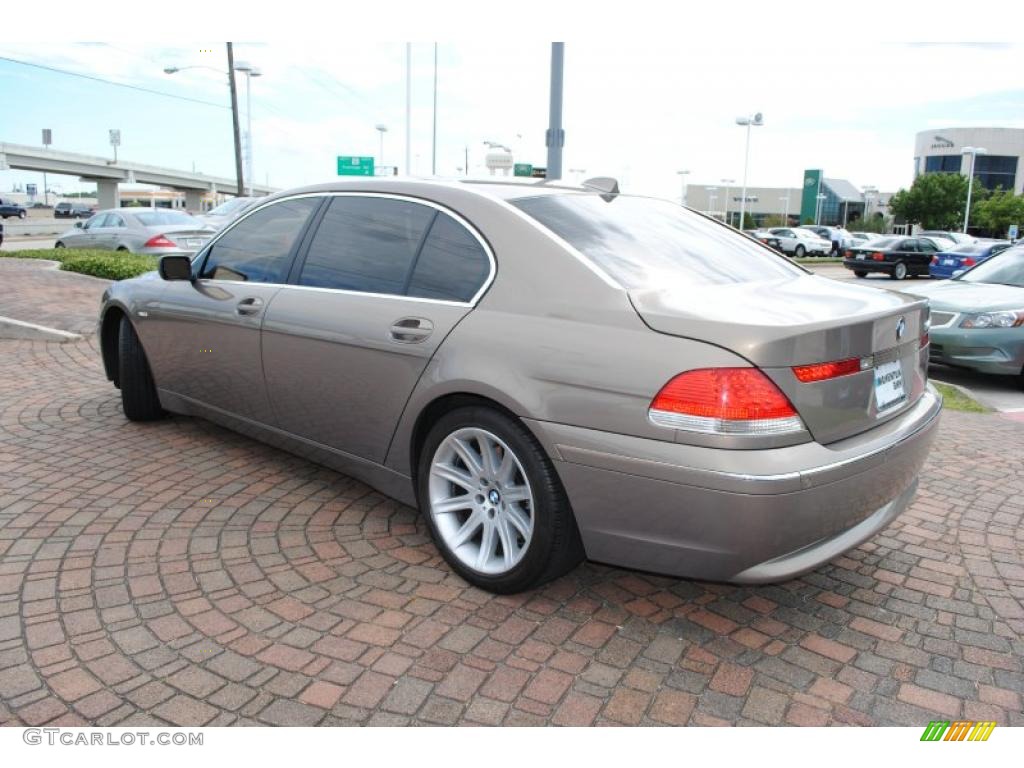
(134, 211, 196, 226)
(512, 194, 802, 289)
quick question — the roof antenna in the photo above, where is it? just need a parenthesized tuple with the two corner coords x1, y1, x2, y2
(582, 176, 619, 202)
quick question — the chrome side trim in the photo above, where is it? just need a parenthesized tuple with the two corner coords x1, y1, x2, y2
(193, 191, 497, 308)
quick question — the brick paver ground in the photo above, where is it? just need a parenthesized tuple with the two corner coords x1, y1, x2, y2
(1, 334, 1022, 726)
(0, 259, 108, 335)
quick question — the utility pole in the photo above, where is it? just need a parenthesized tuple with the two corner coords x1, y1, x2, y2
(226, 43, 245, 196)
(545, 43, 565, 181)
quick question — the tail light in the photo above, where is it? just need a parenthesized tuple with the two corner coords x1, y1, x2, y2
(144, 234, 177, 248)
(920, 332, 929, 348)
(649, 368, 804, 436)
(931, 255, 938, 265)
(792, 357, 863, 383)
(844, 250, 852, 258)
(962, 257, 976, 267)
(871, 252, 885, 261)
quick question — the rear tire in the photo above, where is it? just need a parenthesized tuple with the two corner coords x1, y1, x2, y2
(891, 262, 907, 280)
(794, 245, 806, 258)
(417, 406, 584, 594)
(854, 270, 867, 278)
(54, 242, 65, 249)
(117, 316, 165, 422)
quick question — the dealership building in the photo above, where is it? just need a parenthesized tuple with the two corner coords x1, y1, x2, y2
(913, 127, 1023, 194)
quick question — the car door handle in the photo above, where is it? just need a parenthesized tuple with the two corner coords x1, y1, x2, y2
(236, 297, 264, 315)
(389, 317, 433, 343)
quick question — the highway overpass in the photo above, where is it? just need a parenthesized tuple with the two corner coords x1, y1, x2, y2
(0, 142, 276, 210)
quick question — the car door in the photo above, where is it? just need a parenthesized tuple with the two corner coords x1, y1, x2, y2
(261, 194, 494, 464)
(769, 228, 796, 252)
(142, 196, 322, 425)
(69, 213, 107, 248)
(95, 212, 125, 250)
(913, 238, 939, 273)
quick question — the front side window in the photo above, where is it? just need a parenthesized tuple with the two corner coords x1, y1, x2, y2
(513, 194, 803, 289)
(298, 196, 435, 294)
(200, 197, 320, 283)
(86, 214, 109, 229)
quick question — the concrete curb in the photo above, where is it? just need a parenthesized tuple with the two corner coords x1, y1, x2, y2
(0, 315, 83, 343)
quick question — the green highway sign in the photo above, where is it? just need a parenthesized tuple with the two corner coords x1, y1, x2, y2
(514, 163, 533, 177)
(337, 156, 375, 176)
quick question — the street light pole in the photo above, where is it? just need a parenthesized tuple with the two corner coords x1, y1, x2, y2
(721, 178, 735, 226)
(735, 113, 763, 231)
(962, 146, 987, 233)
(677, 169, 690, 206)
(780, 195, 789, 225)
(706, 186, 718, 218)
(815, 193, 827, 225)
(375, 124, 388, 172)
(545, 42, 565, 181)
(226, 43, 245, 196)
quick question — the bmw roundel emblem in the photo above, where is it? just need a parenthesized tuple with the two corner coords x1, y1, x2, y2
(896, 316, 906, 340)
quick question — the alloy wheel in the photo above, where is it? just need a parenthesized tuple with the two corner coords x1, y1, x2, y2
(428, 427, 534, 575)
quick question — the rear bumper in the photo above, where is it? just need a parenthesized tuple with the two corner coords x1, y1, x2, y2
(527, 387, 941, 583)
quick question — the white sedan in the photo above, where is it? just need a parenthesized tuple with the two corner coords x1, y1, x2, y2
(764, 227, 832, 257)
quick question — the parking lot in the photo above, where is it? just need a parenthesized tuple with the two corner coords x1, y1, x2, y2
(0, 257, 1022, 727)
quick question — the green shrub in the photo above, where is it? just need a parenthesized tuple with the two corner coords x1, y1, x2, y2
(0, 249, 157, 280)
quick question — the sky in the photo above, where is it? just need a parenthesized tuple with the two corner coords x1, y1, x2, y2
(1, 41, 1023, 201)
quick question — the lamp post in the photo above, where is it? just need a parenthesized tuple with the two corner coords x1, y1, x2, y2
(375, 124, 388, 172)
(779, 195, 789, 225)
(862, 185, 877, 221)
(706, 186, 718, 218)
(735, 113, 763, 231)
(721, 178, 736, 226)
(962, 146, 987, 233)
(677, 169, 690, 206)
(815, 193, 827, 225)
(233, 61, 261, 196)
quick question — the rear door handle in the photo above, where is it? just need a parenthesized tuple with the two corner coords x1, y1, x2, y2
(390, 317, 433, 343)
(236, 297, 264, 315)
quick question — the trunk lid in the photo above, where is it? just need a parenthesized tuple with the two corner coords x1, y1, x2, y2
(629, 274, 930, 444)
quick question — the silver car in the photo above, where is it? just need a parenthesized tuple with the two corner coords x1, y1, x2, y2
(196, 196, 258, 230)
(56, 208, 215, 256)
(97, 179, 941, 594)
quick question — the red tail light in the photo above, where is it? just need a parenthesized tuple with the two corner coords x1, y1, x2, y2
(871, 252, 885, 261)
(931, 255, 938, 265)
(844, 250, 852, 258)
(792, 357, 862, 383)
(962, 257, 976, 267)
(648, 368, 803, 435)
(144, 234, 177, 248)
(920, 332, 929, 348)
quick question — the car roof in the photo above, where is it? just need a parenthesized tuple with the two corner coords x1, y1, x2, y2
(259, 177, 596, 204)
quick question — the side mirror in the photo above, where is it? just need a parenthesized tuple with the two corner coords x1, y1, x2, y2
(159, 255, 193, 281)
(74, 221, 84, 229)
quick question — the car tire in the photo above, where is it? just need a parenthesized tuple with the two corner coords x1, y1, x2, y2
(18, 211, 26, 219)
(417, 406, 584, 594)
(794, 245, 806, 258)
(117, 316, 165, 422)
(116, 246, 129, 252)
(54, 241, 65, 249)
(891, 262, 907, 280)
(854, 270, 867, 278)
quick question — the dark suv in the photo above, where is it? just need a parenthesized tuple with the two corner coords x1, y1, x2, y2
(54, 202, 96, 219)
(0, 197, 28, 219)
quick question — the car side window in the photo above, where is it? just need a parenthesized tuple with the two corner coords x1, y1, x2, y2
(86, 214, 108, 229)
(918, 240, 937, 253)
(298, 196, 435, 294)
(108, 214, 125, 228)
(407, 212, 491, 302)
(902, 240, 918, 252)
(200, 197, 320, 283)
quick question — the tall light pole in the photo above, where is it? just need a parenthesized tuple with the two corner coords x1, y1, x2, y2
(721, 178, 735, 226)
(779, 195, 789, 225)
(41, 128, 52, 207)
(233, 61, 261, 196)
(815, 193, 827, 225)
(546, 42, 565, 181)
(735, 112, 763, 231)
(862, 185, 877, 221)
(375, 124, 388, 173)
(962, 146, 987, 233)
(706, 186, 718, 218)
(677, 169, 690, 206)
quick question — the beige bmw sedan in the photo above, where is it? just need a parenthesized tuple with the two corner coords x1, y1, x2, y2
(97, 178, 941, 593)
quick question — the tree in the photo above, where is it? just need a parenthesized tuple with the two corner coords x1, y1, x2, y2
(888, 173, 971, 230)
(851, 213, 891, 234)
(971, 189, 1024, 238)
(761, 214, 788, 227)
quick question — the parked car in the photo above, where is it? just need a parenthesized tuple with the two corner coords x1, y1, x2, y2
(929, 241, 1012, 279)
(918, 235, 957, 252)
(0, 221, 4, 247)
(55, 208, 215, 255)
(850, 232, 883, 245)
(843, 236, 944, 280)
(764, 227, 831, 256)
(920, 230, 976, 246)
(905, 246, 1024, 381)
(54, 202, 96, 219)
(98, 180, 940, 593)
(799, 225, 854, 249)
(745, 229, 783, 251)
(196, 196, 258, 230)
(0, 197, 27, 219)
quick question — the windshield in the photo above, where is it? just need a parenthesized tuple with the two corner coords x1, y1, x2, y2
(867, 237, 898, 249)
(133, 211, 196, 226)
(512, 194, 803, 289)
(794, 229, 822, 239)
(207, 198, 252, 217)
(959, 248, 1024, 287)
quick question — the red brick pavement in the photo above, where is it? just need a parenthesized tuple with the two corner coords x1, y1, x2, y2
(0, 259, 108, 336)
(0, 335, 1022, 726)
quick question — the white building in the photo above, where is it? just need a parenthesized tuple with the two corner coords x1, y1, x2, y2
(914, 127, 1023, 194)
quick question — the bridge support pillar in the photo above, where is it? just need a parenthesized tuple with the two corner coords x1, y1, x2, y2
(96, 180, 120, 209)
(184, 189, 204, 212)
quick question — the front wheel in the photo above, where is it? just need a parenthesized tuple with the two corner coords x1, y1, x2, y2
(18, 211, 26, 219)
(854, 270, 867, 278)
(54, 241, 65, 249)
(794, 244, 806, 258)
(117, 316, 165, 421)
(417, 407, 584, 593)
(891, 262, 908, 280)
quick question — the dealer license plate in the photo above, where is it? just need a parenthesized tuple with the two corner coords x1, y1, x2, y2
(874, 360, 906, 412)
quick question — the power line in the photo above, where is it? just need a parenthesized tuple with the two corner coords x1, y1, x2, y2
(0, 55, 230, 110)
